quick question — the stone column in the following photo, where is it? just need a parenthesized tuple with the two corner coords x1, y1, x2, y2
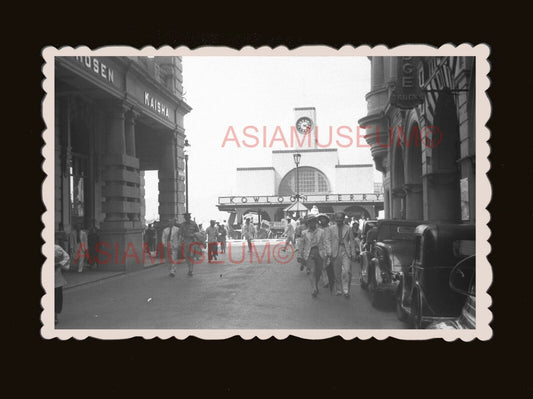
(125, 110, 138, 157)
(176, 132, 186, 222)
(158, 133, 178, 224)
(405, 183, 423, 220)
(391, 188, 406, 219)
(99, 102, 143, 271)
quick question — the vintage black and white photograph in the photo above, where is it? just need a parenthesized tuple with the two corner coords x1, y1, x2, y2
(41, 45, 491, 339)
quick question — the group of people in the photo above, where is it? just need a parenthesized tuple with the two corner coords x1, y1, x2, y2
(161, 214, 230, 277)
(287, 212, 362, 299)
(61, 223, 100, 273)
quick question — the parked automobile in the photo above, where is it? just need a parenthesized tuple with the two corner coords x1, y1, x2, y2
(358, 219, 378, 290)
(426, 255, 475, 329)
(363, 219, 422, 306)
(395, 223, 475, 328)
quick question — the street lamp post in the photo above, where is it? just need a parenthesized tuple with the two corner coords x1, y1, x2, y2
(293, 153, 301, 218)
(184, 139, 191, 215)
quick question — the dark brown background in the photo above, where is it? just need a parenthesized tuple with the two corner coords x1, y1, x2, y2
(15, 8, 526, 396)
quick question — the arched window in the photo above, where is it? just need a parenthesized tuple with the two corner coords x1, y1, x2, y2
(278, 167, 330, 195)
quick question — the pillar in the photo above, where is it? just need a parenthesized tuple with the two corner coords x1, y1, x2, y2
(391, 188, 406, 219)
(158, 133, 178, 224)
(405, 183, 423, 220)
(125, 109, 138, 157)
(99, 102, 143, 271)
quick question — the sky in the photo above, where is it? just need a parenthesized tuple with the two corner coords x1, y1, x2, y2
(144, 56, 376, 227)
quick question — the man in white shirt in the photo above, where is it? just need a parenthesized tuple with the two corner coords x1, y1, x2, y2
(205, 220, 219, 263)
(162, 218, 180, 277)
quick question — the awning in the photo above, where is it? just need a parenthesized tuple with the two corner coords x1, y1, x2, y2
(283, 201, 309, 212)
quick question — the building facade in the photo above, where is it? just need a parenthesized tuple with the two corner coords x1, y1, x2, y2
(358, 57, 475, 224)
(55, 56, 191, 270)
(218, 147, 384, 227)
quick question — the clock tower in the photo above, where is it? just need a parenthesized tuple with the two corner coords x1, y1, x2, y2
(294, 107, 317, 149)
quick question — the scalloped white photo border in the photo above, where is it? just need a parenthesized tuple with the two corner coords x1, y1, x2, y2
(41, 44, 491, 340)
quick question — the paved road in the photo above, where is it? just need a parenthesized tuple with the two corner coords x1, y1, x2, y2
(58, 241, 408, 329)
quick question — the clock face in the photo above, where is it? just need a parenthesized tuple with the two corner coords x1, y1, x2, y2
(295, 117, 313, 135)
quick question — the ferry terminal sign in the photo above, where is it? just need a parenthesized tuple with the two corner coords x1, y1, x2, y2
(219, 193, 382, 205)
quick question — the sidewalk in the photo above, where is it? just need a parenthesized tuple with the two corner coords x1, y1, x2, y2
(64, 255, 166, 290)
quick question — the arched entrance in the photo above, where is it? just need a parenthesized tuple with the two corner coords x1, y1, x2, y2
(404, 115, 423, 220)
(427, 89, 461, 222)
(274, 207, 286, 221)
(69, 99, 93, 230)
(243, 209, 271, 222)
(278, 166, 330, 195)
(344, 205, 371, 220)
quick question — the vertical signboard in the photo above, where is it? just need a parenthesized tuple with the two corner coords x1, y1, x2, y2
(390, 57, 425, 109)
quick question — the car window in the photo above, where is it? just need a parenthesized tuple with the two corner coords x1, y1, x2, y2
(397, 226, 416, 235)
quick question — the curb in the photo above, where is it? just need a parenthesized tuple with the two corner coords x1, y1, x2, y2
(64, 261, 167, 290)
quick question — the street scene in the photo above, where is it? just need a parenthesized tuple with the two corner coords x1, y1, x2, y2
(49, 50, 480, 333)
(57, 240, 405, 329)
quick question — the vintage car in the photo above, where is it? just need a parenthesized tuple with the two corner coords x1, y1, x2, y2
(426, 255, 476, 329)
(362, 219, 423, 306)
(395, 223, 475, 328)
(357, 219, 378, 290)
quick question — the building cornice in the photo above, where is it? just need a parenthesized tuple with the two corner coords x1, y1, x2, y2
(236, 167, 275, 171)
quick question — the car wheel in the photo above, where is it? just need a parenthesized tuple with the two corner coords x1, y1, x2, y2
(395, 280, 408, 322)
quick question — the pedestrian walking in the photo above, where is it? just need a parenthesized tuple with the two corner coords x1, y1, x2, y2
(350, 220, 362, 288)
(206, 220, 219, 263)
(87, 220, 99, 269)
(294, 217, 307, 272)
(241, 218, 256, 253)
(198, 223, 206, 256)
(162, 218, 180, 277)
(144, 223, 156, 253)
(218, 222, 227, 254)
(301, 215, 327, 298)
(316, 214, 332, 290)
(70, 224, 88, 273)
(283, 217, 295, 250)
(178, 213, 200, 276)
(325, 212, 357, 298)
(55, 241, 70, 325)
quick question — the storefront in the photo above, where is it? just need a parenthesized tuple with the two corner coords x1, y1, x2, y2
(55, 56, 191, 270)
(358, 56, 475, 224)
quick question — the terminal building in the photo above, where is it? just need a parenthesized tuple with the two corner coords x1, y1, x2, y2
(218, 107, 384, 228)
(54, 56, 191, 270)
(358, 57, 475, 224)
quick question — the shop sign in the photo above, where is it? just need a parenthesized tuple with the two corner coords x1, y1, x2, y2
(144, 91, 170, 119)
(219, 193, 382, 205)
(390, 57, 425, 109)
(75, 56, 115, 84)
